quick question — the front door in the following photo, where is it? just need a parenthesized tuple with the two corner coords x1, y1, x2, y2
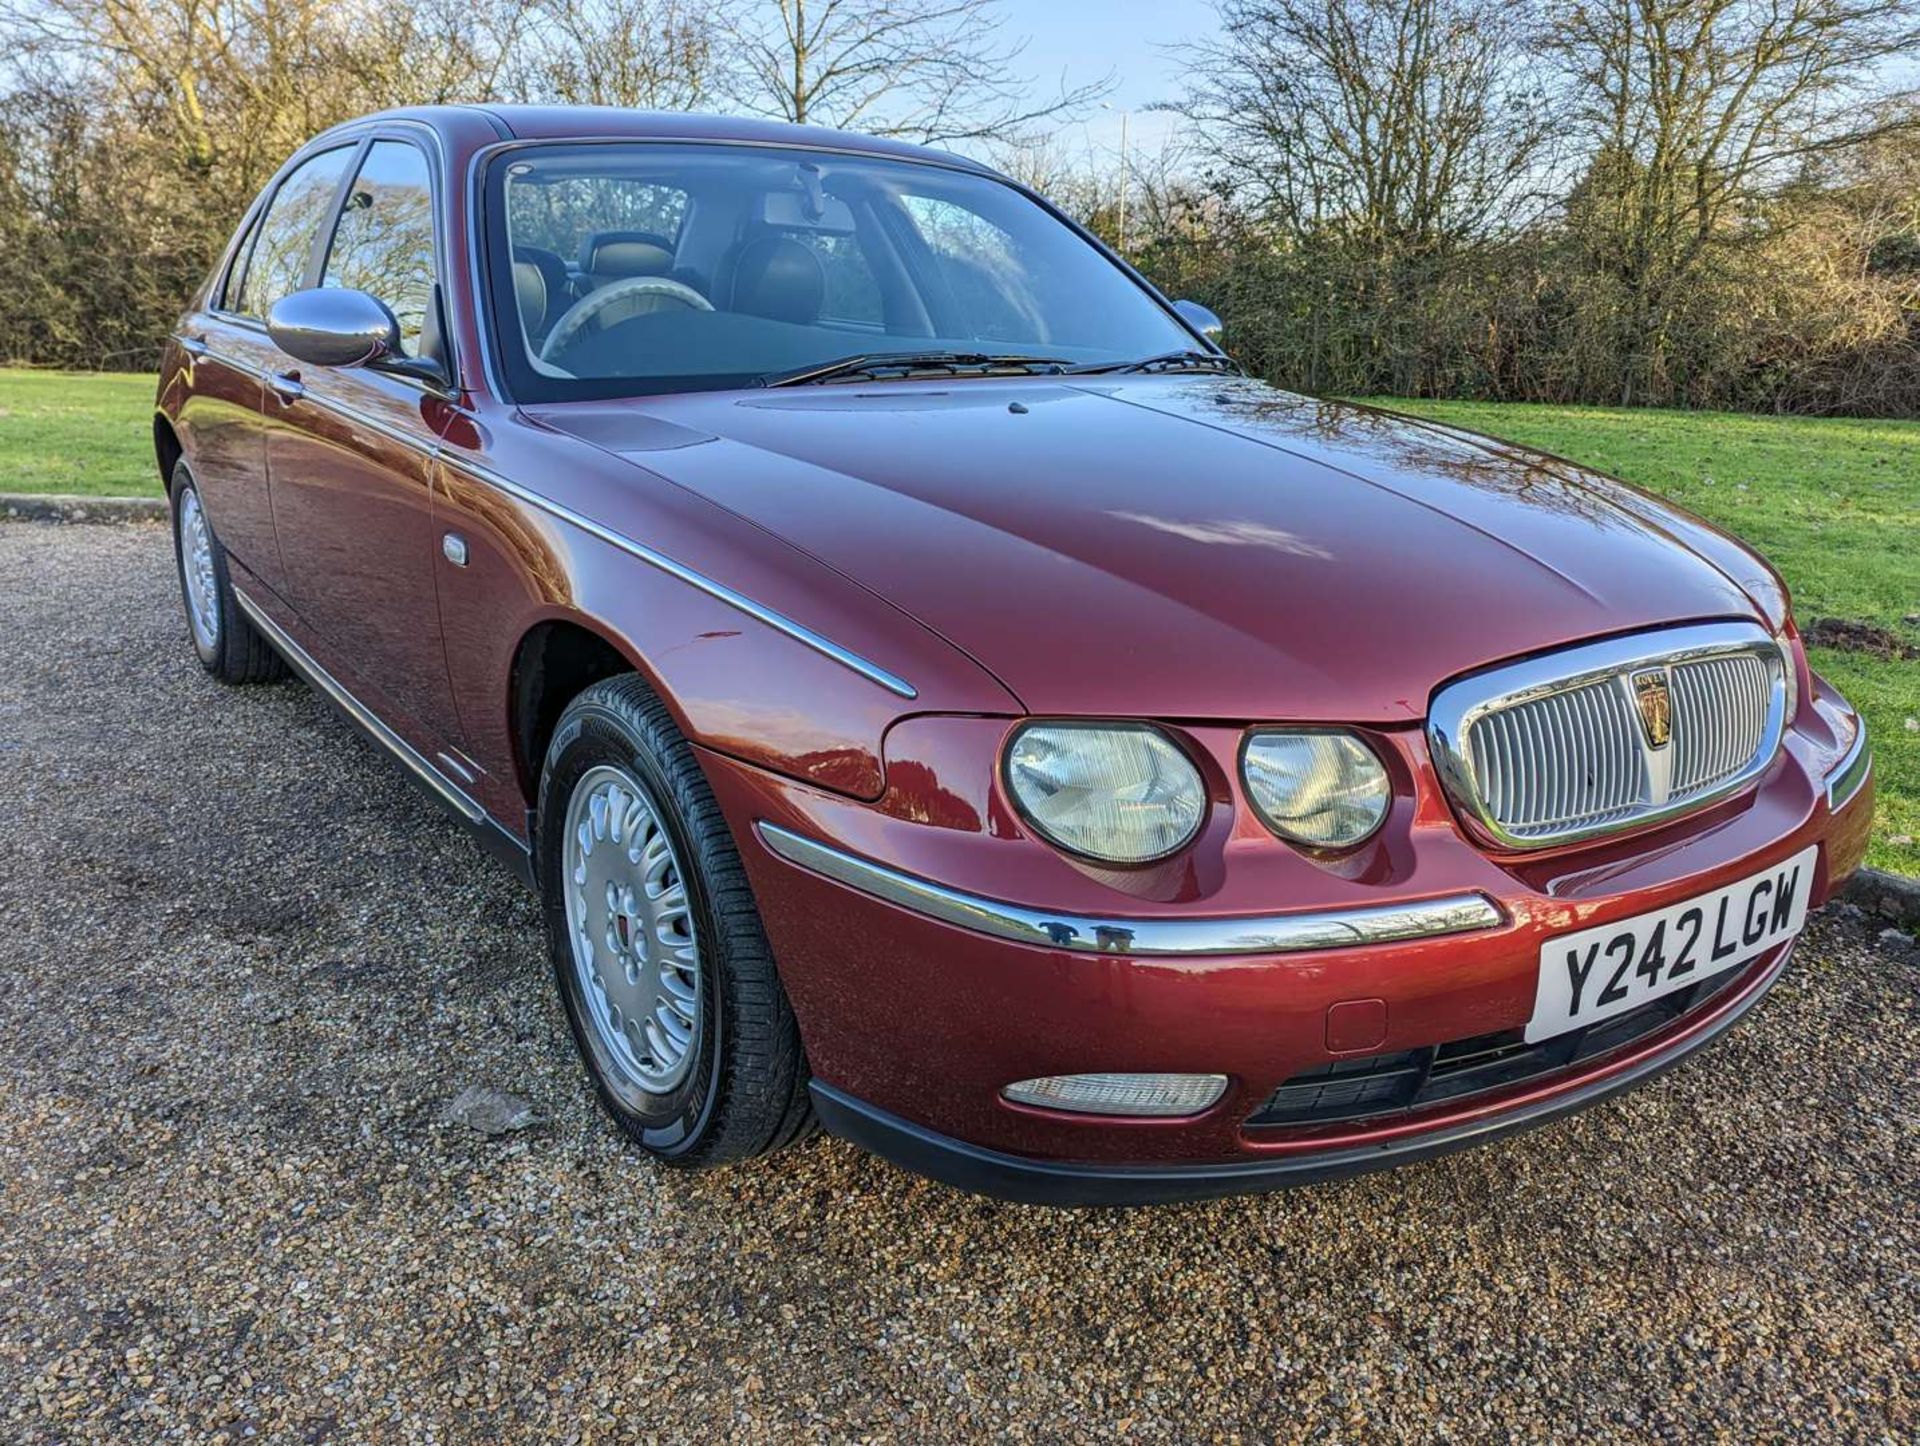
(183, 144, 359, 596)
(264, 137, 468, 758)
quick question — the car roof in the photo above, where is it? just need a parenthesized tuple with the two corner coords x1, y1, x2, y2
(311, 104, 995, 174)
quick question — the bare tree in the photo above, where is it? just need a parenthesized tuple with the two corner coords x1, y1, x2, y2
(505, 0, 717, 110)
(1172, 0, 1558, 393)
(1541, 0, 1920, 402)
(719, 0, 1110, 143)
(0, 0, 510, 191)
(1178, 0, 1558, 250)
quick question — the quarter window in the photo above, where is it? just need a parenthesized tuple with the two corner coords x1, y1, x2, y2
(233, 147, 354, 320)
(216, 211, 264, 312)
(321, 141, 438, 356)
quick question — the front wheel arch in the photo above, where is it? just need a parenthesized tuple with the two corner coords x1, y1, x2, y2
(508, 616, 664, 812)
(536, 671, 816, 1165)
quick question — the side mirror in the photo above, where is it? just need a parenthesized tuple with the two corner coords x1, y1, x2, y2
(1173, 299, 1225, 346)
(267, 287, 403, 370)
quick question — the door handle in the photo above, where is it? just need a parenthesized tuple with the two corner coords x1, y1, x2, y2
(177, 335, 209, 358)
(441, 533, 469, 567)
(267, 370, 305, 402)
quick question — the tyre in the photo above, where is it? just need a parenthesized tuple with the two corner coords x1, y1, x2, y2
(537, 673, 814, 1165)
(169, 460, 287, 684)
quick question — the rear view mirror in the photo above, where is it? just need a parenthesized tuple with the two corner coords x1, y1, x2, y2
(760, 190, 857, 234)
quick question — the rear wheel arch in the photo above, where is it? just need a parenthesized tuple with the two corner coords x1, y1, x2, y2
(154, 413, 184, 495)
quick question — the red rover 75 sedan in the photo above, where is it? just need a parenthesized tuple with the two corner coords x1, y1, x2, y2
(157, 106, 1874, 1204)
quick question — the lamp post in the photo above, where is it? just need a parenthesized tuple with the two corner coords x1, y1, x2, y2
(1102, 102, 1129, 256)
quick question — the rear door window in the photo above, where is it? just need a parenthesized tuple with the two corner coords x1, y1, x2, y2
(216, 210, 265, 313)
(320, 140, 438, 356)
(233, 146, 354, 320)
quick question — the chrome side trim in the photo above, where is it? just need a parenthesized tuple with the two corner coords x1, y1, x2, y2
(233, 590, 486, 823)
(441, 455, 920, 699)
(757, 823, 1504, 956)
(182, 340, 914, 699)
(435, 750, 477, 784)
(180, 341, 268, 382)
(295, 383, 437, 454)
(1428, 621, 1788, 850)
(1825, 721, 1872, 811)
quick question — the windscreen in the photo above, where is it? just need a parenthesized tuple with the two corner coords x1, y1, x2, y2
(484, 142, 1196, 401)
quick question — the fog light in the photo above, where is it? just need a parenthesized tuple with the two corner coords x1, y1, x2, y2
(1001, 1072, 1228, 1117)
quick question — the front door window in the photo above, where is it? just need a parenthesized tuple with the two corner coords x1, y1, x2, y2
(320, 140, 438, 355)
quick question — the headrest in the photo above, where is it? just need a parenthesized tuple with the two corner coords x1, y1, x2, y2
(513, 261, 548, 335)
(580, 230, 674, 279)
(730, 235, 826, 326)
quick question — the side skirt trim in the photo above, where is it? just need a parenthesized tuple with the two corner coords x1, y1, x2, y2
(235, 589, 485, 823)
(235, 589, 538, 888)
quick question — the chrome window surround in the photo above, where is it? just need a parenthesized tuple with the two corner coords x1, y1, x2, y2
(1825, 720, 1872, 811)
(206, 119, 462, 393)
(758, 823, 1504, 956)
(1428, 621, 1792, 851)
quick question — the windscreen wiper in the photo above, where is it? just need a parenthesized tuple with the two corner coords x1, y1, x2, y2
(757, 351, 1082, 387)
(1067, 349, 1241, 376)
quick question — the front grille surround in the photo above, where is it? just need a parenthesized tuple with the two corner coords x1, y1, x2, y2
(1428, 622, 1791, 849)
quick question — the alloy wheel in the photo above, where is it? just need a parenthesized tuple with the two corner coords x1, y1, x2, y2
(178, 487, 221, 652)
(562, 764, 703, 1094)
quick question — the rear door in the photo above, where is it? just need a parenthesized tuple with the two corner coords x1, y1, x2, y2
(264, 135, 469, 758)
(178, 145, 357, 595)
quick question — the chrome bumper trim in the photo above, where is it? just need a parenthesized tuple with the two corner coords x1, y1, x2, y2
(757, 823, 1505, 957)
(1825, 721, 1872, 811)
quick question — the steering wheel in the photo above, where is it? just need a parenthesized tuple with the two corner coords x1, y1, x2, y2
(540, 276, 713, 362)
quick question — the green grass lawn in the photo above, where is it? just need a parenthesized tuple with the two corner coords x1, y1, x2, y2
(2, 367, 1912, 871)
(0, 368, 158, 497)
(1367, 399, 1918, 876)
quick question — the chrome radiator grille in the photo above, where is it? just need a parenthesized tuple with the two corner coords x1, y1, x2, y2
(1466, 678, 1648, 836)
(1669, 652, 1771, 798)
(1429, 623, 1790, 848)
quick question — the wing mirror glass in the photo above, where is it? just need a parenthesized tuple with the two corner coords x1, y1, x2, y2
(1173, 299, 1225, 346)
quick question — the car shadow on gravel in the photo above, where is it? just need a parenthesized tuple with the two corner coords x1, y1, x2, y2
(2, 523, 1914, 1442)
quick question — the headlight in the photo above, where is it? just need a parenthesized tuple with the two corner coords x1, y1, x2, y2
(1242, 730, 1390, 849)
(1004, 723, 1206, 863)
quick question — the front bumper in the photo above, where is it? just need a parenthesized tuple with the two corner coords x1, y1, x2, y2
(810, 938, 1792, 1206)
(700, 683, 1872, 1202)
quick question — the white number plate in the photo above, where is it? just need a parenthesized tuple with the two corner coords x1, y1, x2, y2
(1528, 845, 1815, 1043)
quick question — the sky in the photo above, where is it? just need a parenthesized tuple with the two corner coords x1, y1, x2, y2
(1000, 0, 1223, 163)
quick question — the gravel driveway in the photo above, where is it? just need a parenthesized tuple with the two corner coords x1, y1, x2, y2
(2, 522, 1915, 1443)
